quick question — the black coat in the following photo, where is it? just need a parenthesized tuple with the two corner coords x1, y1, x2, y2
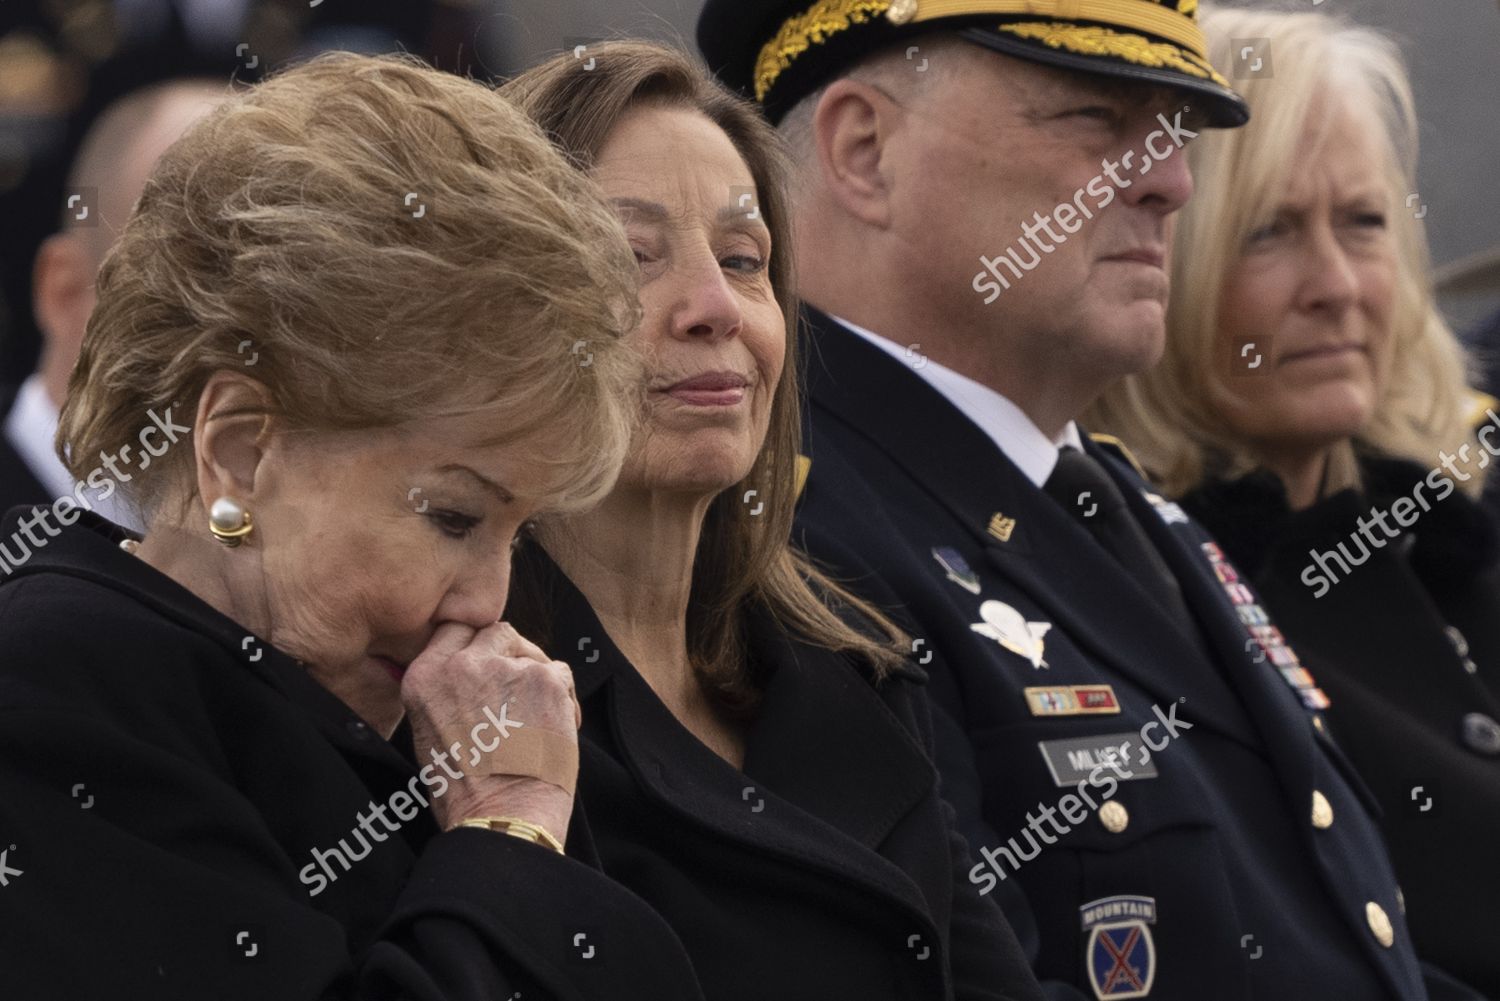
(506, 542, 1045, 1001)
(0, 386, 49, 514)
(0, 506, 1043, 1001)
(1181, 459, 1500, 997)
(791, 309, 1482, 1001)
(0, 507, 701, 999)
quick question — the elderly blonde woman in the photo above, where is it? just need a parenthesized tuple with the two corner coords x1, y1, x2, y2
(0, 54, 714, 1000)
(1088, 7, 1500, 993)
(498, 41, 1043, 1001)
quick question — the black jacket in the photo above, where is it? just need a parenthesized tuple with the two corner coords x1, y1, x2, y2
(791, 309, 1481, 1001)
(0, 385, 49, 514)
(0, 505, 1043, 1000)
(506, 542, 1046, 1001)
(1181, 458, 1500, 997)
(0, 507, 698, 1000)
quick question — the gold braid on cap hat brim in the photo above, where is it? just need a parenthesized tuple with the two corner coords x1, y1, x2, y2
(753, 0, 1219, 103)
(999, 21, 1228, 87)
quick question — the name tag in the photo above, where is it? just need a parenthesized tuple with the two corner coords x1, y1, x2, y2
(1038, 733, 1159, 787)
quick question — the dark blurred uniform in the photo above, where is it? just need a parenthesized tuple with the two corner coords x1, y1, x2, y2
(0, 0, 483, 387)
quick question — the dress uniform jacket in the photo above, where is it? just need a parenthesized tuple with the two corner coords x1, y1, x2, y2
(504, 542, 1045, 1001)
(791, 309, 1481, 1001)
(1181, 459, 1500, 997)
(0, 385, 48, 514)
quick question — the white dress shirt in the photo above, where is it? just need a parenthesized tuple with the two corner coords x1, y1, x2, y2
(5, 374, 140, 530)
(830, 316, 1084, 487)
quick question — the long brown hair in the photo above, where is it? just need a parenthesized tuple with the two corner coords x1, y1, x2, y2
(501, 40, 909, 708)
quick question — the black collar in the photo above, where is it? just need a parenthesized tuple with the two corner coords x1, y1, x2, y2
(0, 507, 414, 775)
(1181, 457, 1500, 585)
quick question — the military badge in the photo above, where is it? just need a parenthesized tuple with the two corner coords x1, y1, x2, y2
(1235, 604, 1270, 626)
(1300, 688, 1332, 710)
(932, 546, 981, 595)
(1223, 582, 1256, 606)
(971, 600, 1051, 668)
(1145, 492, 1190, 525)
(1027, 687, 1074, 715)
(1200, 541, 1332, 710)
(1279, 666, 1316, 690)
(1025, 684, 1122, 717)
(1081, 895, 1157, 999)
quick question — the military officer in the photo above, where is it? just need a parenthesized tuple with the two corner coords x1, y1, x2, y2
(696, 1, 1485, 998)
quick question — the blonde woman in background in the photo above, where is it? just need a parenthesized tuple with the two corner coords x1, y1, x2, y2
(1089, 7, 1499, 993)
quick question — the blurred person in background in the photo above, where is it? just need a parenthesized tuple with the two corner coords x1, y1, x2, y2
(0, 53, 704, 999)
(1088, 7, 1500, 994)
(1, 78, 225, 524)
(500, 39, 1044, 1001)
(0, 0, 490, 388)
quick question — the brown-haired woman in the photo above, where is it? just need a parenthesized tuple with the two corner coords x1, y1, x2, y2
(499, 40, 1043, 1001)
(0, 53, 705, 999)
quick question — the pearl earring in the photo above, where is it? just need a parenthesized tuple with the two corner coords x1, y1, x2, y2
(208, 496, 254, 548)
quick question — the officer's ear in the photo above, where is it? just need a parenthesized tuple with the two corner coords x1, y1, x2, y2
(811, 78, 901, 230)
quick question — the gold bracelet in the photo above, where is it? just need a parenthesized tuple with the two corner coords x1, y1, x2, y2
(456, 815, 565, 854)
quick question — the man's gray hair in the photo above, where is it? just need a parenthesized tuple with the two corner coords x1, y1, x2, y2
(775, 33, 972, 166)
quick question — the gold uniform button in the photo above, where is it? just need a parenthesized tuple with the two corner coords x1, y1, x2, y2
(1366, 901, 1394, 947)
(1099, 800, 1129, 833)
(1311, 790, 1334, 829)
(1312, 715, 1326, 733)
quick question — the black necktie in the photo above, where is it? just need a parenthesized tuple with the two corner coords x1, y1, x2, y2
(1044, 447, 1195, 628)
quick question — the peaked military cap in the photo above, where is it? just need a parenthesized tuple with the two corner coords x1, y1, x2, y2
(697, 0, 1249, 127)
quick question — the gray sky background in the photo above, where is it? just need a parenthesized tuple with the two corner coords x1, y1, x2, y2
(490, 0, 1500, 333)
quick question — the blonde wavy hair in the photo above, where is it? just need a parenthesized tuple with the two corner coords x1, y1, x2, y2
(59, 52, 643, 523)
(501, 40, 909, 702)
(1086, 5, 1477, 498)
